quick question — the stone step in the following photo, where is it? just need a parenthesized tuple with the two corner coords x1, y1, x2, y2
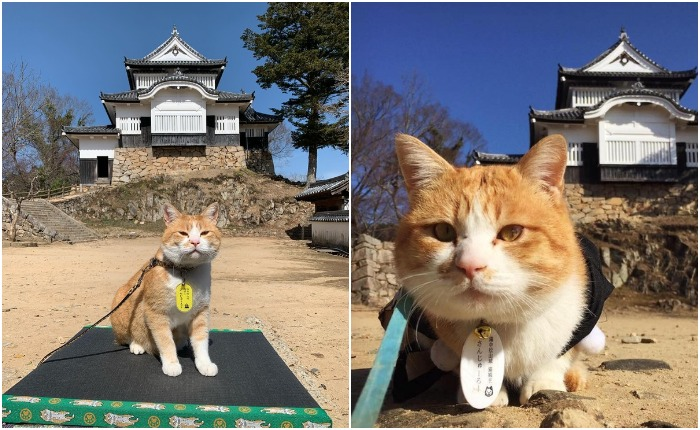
(4, 198, 100, 243)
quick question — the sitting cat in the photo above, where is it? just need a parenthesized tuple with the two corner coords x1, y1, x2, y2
(110, 202, 221, 377)
(393, 133, 611, 406)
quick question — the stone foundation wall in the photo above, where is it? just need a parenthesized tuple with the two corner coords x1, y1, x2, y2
(351, 234, 399, 307)
(112, 146, 246, 184)
(246, 149, 276, 176)
(1, 198, 42, 242)
(565, 181, 697, 224)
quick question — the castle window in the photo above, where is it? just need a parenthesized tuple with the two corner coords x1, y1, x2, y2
(152, 113, 205, 134)
(116, 117, 141, 134)
(245, 128, 264, 138)
(567, 142, 583, 166)
(686, 142, 698, 167)
(215, 116, 237, 134)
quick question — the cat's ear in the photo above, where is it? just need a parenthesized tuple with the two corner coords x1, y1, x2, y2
(395, 133, 454, 194)
(516, 134, 568, 195)
(163, 203, 182, 226)
(201, 202, 220, 223)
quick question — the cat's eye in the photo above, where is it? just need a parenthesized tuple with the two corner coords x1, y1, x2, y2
(201, 231, 210, 235)
(498, 225, 523, 242)
(178, 231, 189, 236)
(433, 223, 456, 242)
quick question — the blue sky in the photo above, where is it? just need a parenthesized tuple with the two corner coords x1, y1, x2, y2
(351, 2, 698, 156)
(1, 2, 349, 181)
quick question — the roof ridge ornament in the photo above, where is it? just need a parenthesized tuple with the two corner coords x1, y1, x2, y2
(632, 79, 645, 89)
(172, 25, 178, 36)
(619, 27, 628, 41)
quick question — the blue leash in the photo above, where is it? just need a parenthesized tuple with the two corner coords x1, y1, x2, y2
(352, 293, 414, 428)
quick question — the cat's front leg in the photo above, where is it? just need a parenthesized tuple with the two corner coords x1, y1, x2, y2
(458, 384, 510, 407)
(519, 354, 571, 405)
(147, 314, 182, 377)
(190, 307, 218, 377)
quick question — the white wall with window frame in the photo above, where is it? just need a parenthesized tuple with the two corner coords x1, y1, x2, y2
(150, 88, 206, 134)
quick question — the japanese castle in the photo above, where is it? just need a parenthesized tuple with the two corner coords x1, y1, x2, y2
(476, 30, 697, 183)
(64, 27, 281, 185)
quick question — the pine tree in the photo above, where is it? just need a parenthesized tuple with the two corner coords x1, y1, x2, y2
(242, 2, 349, 185)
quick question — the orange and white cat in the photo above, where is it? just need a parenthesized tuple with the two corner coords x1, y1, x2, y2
(111, 202, 221, 377)
(394, 133, 597, 406)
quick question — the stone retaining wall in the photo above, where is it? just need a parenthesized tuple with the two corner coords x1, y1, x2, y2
(1, 198, 42, 242)
(565, 181, 697, 224)
(351, 234, 398, 307)
(112, 146, 246, 184)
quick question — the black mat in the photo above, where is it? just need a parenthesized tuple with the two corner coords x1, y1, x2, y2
(3, 327, 331, 428)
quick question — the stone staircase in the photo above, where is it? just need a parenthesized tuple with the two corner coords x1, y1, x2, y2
(3, 197, 100, 243)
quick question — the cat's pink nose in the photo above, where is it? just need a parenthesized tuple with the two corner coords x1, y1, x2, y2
(456, 257, 487, 280)
(190, 236, 200, 246)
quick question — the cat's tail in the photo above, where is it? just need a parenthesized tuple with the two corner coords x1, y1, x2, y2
(575, 324, 606, 355)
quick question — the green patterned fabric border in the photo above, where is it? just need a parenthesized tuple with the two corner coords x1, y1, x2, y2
(91, 326, 263, 333)
(2, 394, 332, 428)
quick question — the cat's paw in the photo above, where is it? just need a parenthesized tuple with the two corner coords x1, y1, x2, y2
(458, 384, 509, 407)
(162, 361, 183, 377)
(195, 359, 218, 377)
(519, 378, 566, 405)
(129, 342, 145, 355)
(491, 386, 510, 407)
(430, 339, 460, 371)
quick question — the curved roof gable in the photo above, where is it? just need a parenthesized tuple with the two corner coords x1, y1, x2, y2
(583, 90, 697, 122)
(126, 26, 224, 64)
(532, 88, 697, 123)
(101, 73, 254, 103)
(563, 29, 667, 74)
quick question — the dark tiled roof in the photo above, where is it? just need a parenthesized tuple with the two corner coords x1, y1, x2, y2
(529, 107, 586, 122)
(101, 90, 140, 102)
(310, 210, 349, 223)
(532, 88, 698, 121)
(124, 59, 228, 67)
(63, 125, 119, 134)
(295, 173, 349, 200)
(240, 107, 283, 123)
(558, 68, 697, 79)
(472, 152, 521, 165)
(218, 91, 256, 102)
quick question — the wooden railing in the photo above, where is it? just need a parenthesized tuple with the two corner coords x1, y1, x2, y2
(2, 184, 77, 201)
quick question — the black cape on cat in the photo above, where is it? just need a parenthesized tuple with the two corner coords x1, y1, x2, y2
(381, 234, 614, 402)
(560, 235, 615, 355)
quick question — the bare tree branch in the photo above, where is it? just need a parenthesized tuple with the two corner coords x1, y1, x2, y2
(351, 72, 487, 240)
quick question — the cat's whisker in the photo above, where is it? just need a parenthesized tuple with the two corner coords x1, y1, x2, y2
(398, 271, 436, 283)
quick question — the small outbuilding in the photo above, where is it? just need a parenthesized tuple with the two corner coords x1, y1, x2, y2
(295, 174, 349, 251)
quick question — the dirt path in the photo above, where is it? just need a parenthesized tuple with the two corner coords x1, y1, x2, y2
(351, 292, 698, 428)
(2, 237, 349, 428)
